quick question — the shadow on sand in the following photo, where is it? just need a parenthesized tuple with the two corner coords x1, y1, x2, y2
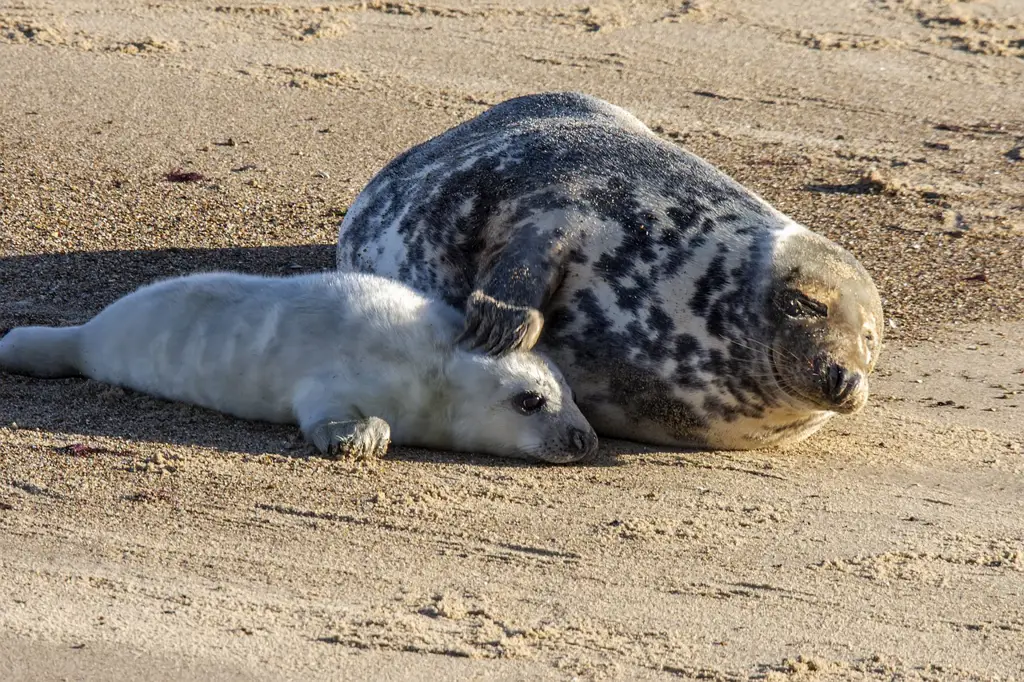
(0, 244, 336, 327)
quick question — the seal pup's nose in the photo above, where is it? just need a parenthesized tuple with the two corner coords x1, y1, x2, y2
(568, 427, 599, 460)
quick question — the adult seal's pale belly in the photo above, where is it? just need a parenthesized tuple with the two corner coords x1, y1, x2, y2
(337, 92, 884, 450)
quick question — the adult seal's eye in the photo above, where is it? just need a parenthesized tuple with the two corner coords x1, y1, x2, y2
(783, 291, 828, 318)
(514, 391, 547, 414)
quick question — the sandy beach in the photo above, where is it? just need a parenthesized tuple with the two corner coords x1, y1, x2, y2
(1, 1, 1023, 679)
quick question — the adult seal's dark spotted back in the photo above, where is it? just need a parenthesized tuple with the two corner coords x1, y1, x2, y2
(337, 92, 884, 449)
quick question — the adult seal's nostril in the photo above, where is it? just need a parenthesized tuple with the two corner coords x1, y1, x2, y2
(827, 363, 846, 401)
(841, 371, 862, 404)
(825, 363, 860, 405)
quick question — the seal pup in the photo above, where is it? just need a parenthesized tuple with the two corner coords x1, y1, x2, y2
(0, 271, 598, 463)
(337, 92, 883, 449)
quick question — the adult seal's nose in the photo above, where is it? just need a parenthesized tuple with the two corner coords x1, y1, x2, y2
(569, 427, 599, 460)
(818, 358, 861, 406)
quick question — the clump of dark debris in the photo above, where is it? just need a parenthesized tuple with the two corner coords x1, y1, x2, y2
(165, 168, 205, 183)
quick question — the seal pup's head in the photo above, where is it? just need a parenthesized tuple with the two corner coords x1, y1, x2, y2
(445, 350, 598, 464)
(766, 226, 884, 415)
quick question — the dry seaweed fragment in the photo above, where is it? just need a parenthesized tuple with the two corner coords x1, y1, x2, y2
(165, 168, 205, 183)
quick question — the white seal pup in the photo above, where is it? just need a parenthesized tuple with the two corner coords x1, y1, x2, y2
(0, 271, 598, 463)
(337, 92, 883, 450)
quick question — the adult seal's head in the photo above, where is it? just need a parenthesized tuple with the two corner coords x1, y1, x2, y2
(764, 228, 883, 417)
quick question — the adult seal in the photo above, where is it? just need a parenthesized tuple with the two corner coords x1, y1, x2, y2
(0, 271, 597, 463)
(336, 92, 884, 450)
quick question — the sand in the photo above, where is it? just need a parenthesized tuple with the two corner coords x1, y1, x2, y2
(1, 0, 1022, 679)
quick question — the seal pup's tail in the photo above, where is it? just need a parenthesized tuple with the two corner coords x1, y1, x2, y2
(0, 326, 83, 378)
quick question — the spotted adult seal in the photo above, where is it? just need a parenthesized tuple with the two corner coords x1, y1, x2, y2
(0, 271, 597, 462)
(337, 92, 883, 449)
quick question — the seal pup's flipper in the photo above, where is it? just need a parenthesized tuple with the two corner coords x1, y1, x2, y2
(305, 417, 391, 459)
(0, 326, 83, 378)
(293, 380, 392, 457)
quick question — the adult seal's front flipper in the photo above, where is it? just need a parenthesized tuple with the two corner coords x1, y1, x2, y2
(456, 291, 544, 356)
(456, 219, 572, 356)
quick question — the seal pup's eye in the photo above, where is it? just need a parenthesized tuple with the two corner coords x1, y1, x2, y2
(783, 291, 828, 318)
(513, 391, 547, 414)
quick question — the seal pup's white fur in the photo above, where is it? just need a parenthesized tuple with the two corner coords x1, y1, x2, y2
(0, 271, 598, 463)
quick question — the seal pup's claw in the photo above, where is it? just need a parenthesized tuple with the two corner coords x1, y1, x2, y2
(458, 290, 544, 356)
(310, 416, 391, 460)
